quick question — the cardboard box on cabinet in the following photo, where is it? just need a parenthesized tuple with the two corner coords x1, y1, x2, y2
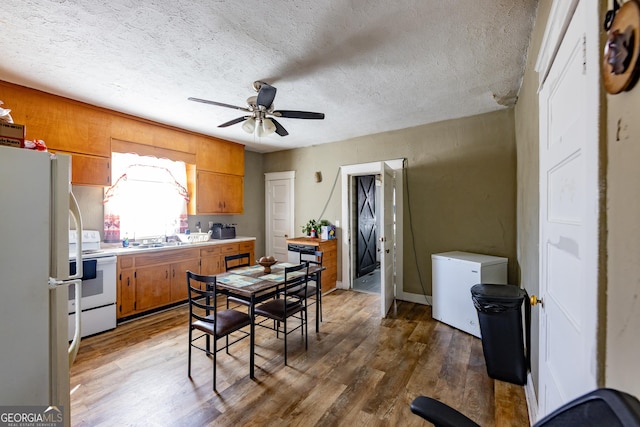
(0, 122, 26, 139)
(0, 136, 24, 148)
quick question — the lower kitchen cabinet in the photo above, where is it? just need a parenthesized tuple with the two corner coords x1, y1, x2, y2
(170, 258, 200, 302)
(116, 240, 255, 320)
(117, 256, 136, 317)
(136, 264, 171, 311)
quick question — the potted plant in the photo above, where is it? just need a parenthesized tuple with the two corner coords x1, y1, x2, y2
(302, 219, 319, 237)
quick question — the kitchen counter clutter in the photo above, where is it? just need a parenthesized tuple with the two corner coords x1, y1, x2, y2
(115, 237, 255, 321)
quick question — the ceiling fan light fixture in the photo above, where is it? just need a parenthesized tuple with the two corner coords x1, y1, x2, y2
(260, 118, 277, 137)
(242, 117, 256, 133)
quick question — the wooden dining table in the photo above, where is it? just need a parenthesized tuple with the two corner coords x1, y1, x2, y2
(214, 262, 325, 378)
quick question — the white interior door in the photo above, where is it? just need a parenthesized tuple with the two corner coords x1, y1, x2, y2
(537, 0, 598, 418)
(265, 172, 294, 262)
(380, 162, 395, 317)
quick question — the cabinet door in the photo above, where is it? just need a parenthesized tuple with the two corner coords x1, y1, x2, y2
(118, 268, 136, 318)
(171, 259, 200, 302)
(196, 171, 244, 214)
(136, 265, 171, 311)
(200, 246, 222, 276)
(50, 150, 111, 186)
(197, 140, 244, 175)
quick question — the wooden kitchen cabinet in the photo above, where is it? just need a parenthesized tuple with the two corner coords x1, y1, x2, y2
(196, 139, 244, 175)
(286, 237, 338, 293)
(200, 241, 255, 275)
(135, 264, 171, 311)
(117, 256, 136, 318)
(196, 171, 244, 214)
(51, 150, 111, 186)
(116, 241, 254, 320)
(169, 258, 200, 302)
(200, 245, 222, 276)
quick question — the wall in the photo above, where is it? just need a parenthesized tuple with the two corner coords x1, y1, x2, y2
(605, 25, 640, 396)
(513, 0, 550, 400)
(264, 109, 517, 295)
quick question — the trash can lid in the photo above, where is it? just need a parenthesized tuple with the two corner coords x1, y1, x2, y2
(470, 283, 526, 301)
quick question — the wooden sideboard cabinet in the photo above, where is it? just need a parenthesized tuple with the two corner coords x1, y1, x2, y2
(286, 237, 337, 293)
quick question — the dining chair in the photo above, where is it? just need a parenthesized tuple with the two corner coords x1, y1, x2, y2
(254, 262, 309, 365)
(298, 250, 324, 330)
(224, 253, 252, 308)
(186, 270, 251, 391)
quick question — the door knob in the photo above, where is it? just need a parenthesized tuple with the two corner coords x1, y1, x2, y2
(530, 295, 543, 307)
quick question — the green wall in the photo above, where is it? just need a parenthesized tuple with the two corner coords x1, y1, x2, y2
(263, 109, 517, 296)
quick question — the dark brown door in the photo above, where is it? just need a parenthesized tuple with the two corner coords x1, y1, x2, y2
(356, 175, 376, 277)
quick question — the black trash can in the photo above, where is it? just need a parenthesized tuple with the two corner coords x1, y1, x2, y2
(470, 283, 530, 385)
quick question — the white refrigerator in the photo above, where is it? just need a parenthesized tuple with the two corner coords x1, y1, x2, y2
(0, 145, 83, 426)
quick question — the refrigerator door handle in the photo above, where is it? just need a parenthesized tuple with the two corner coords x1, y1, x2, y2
(49, 277, 82, 366)
(69, 192, 83, 280)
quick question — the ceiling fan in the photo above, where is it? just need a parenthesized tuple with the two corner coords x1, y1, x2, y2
(188, 81, 325, 137)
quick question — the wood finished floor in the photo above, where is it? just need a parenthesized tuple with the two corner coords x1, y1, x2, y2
(70, 290, 528, 426)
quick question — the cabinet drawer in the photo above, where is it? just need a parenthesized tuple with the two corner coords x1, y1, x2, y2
(219, 243, 240, 255)
(200, 246, 221, 257)
(239, 241, 254, 252)
(135, 248, 199, 267)
(119, 256, 134, 269)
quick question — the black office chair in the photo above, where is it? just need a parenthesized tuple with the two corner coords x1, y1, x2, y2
(186, 271, 251, 390)
(410, 388, 640, 427)
(254, 263, 309, 365)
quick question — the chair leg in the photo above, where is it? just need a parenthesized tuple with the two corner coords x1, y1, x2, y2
(283, 318, 288, 366)
(304, 307, 308, 350)
(213, 334, 218, 390)
(188, 328, 192, 377)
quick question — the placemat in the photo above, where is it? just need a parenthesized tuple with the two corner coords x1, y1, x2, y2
(217, 274, 261, 288)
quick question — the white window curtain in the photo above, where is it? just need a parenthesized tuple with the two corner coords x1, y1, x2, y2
(104, 152, 188, 242)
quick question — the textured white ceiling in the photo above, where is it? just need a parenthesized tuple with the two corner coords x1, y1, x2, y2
(1, 1, 537, 153)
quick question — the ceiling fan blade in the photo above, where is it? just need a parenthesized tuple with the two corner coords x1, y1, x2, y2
(218, 116, 248, 128)
(188, 97, 250, 112)
(273, 110, 325, 120)
(256, 83, 277, 109)
(270, 118, 289, 136)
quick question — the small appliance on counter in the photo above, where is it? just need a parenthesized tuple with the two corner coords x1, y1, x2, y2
(210, 223, 236, 239)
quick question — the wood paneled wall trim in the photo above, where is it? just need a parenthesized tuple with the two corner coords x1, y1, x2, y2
(0, 80, 244, 158)
(111, 138, 196, 164)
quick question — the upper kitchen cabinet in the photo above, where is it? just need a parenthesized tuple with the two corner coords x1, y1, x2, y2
(51, 151, 111, 186)
(195, 171, 243, 214)
(0, 81, 110, 157)
(196, 139, 244, 176)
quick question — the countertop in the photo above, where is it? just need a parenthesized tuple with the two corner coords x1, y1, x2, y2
(285, 236, 335, 246)
(98, 236, 256, 256)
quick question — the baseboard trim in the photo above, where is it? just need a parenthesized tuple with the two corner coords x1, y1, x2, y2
(397, 290, 431, 306)
(525, 372, 538, 425)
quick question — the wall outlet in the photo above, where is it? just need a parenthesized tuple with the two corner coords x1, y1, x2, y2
(335, 220, 340, 227)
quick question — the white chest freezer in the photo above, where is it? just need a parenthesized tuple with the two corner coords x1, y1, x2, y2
(431, 251, 508, 338)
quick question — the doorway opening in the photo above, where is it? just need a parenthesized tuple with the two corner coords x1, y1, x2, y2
(352, 174, 381, 294)
(340, 159, 404, 317)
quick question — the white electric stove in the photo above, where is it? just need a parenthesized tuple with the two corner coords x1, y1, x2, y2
(68, 230, 117, 340)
